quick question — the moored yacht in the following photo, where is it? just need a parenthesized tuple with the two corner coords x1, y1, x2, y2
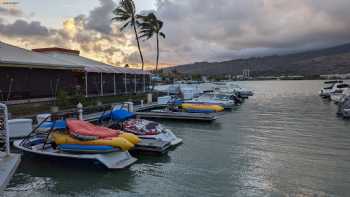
(319, 80, 343, 98)
(186, 93, 235, 109)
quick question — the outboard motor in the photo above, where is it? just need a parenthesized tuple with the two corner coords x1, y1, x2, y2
(230, 93, 243, 105)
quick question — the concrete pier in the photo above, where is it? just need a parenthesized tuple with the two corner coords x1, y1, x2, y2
(0, 152, 21, 192)
(0, 103, 21, 193)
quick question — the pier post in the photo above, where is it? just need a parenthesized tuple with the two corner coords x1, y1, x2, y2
(85, 72, 88, 98)
(0, 103, 10, 155)
(77, 103, 83, 120)
(124, 73, 127, 94)
(100, 73, 104, 96)
(147, 93, 152, 104)
(113, 73, 117, 96)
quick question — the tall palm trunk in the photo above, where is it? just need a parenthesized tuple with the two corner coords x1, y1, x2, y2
(133, 19, 144, 70)
(156, 33, 159, 72)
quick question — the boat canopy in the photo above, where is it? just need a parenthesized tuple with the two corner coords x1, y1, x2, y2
(100, 109, 135, 122)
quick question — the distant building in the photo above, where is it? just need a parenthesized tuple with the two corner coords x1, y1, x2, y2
(320, 73, 350, 79)
(0, 42, 151, 103)
(242, 69, 250, 80)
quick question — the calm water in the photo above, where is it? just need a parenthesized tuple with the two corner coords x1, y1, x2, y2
(5, 80, 350, 197)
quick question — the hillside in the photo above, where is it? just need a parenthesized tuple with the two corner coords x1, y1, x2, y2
(163, 43, 350, 77)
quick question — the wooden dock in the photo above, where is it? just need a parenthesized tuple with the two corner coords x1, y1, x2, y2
(0, 152, 21, 192)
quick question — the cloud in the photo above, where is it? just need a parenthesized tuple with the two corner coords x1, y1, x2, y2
(2, 0, 350, 69)
(0, 6, 23, 17)
(86, 0, 116, 34)
(0, 0, 143, 68)
(0, 19, 49, 36)
(149, 0, 350, 65)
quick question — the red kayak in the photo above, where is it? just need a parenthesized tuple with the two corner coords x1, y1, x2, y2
(67, 119, 120, 140)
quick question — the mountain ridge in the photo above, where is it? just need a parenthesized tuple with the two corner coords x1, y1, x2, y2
(163, 43, 350, 76)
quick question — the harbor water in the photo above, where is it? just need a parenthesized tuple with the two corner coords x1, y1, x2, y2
(4, 80, 350, 196)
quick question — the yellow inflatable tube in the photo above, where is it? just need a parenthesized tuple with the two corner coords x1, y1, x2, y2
(51, 132, 135, 151)
(119, 132, 141, 145)
(181, 103, 224, 112)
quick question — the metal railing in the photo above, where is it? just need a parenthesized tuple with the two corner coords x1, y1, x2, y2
(0, 103, 10, 155)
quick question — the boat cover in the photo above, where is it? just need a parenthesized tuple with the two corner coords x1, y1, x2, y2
(67, 119, 120, 140)
(100, 109, 135, 122)
(122, 119, 165, 135)
(39, 120, 67, 130)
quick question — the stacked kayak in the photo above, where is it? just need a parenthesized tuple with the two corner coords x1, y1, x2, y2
(14, 118, 139, 169)
(181, 103, 224, 113)
(52, 119, 140, 153)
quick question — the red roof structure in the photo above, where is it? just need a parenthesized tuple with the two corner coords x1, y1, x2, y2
(32, 47, 80, 55)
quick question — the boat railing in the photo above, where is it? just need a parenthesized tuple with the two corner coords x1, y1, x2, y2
(0, 103, 10, 155)
(19, 111, 80, 150)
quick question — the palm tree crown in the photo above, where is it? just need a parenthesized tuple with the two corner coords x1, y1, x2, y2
(112, 0, 145, 70)
(138, 13, 166, 71)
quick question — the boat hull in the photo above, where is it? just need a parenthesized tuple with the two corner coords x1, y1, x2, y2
(13, 140, 137, 170)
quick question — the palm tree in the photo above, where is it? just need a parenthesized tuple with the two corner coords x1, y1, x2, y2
(138, 13, 165, 71)
(112, 0, 144, 70)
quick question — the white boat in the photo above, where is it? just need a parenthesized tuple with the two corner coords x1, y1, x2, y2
(13, 115, 138, 170)
(100, 109, 183, 154)
(13, 138, 136, 169)
(212, 82, 253, 98)
(319, 80, 343, 98)
(187, 94, 235, 109)
(328, 84, 350, 102)
(119, 118, 183, 147)
(338, 95, 350, 118)
(330, 88, 350, 103)
(229, 84, 254, 98)
(139, 129, 182, 146)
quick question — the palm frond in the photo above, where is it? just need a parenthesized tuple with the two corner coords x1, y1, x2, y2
(120, 21, 131, 31)
(159, 32, 166, 39)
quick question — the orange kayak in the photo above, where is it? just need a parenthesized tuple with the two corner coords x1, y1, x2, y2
(67, 119, 120, 139)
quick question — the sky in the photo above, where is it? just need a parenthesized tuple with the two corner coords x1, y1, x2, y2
(1, 0, 350, 70)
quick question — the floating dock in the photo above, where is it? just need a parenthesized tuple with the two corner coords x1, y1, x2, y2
(135, 104, 217, 122)
(135, 111, 217, 121)
(83, 103, 217, 122)
(0, 152, 21, 192)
